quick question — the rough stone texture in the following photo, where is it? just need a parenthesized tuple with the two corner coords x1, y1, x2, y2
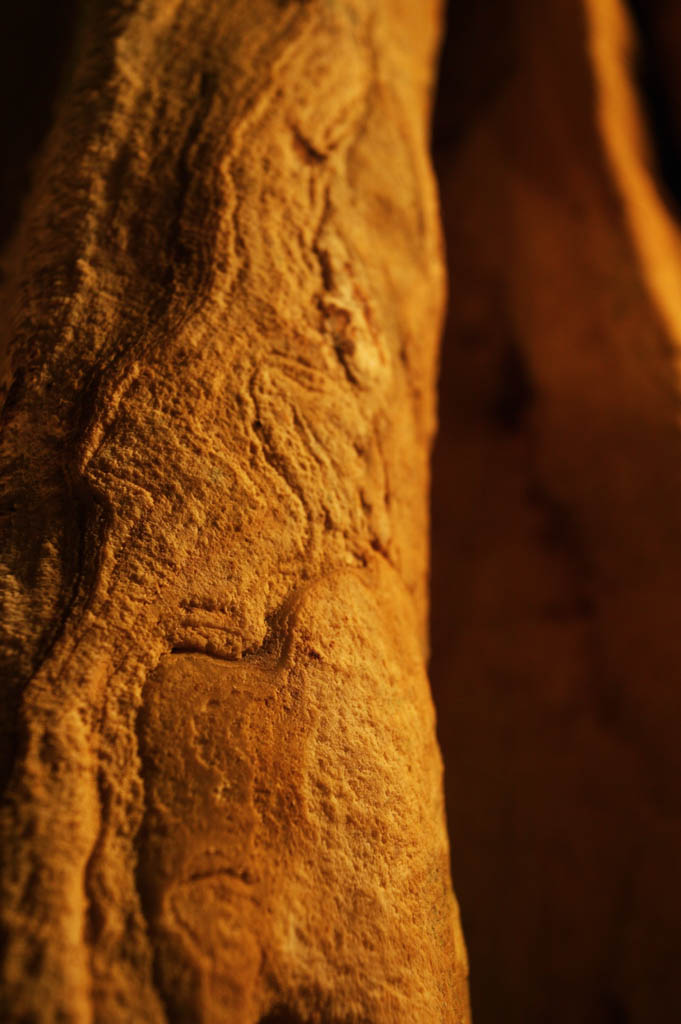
(432, 1, 681, 1021)
(0, 1, 470, 1021)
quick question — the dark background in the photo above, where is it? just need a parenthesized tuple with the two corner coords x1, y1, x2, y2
(431, 2, 681, 1021)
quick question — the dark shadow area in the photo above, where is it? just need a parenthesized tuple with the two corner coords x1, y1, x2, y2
(431, 2, 681, 1022)
(0, 1, 80, 249)
(625, 0, 681, 218)
(258, 1008, 305, 1024)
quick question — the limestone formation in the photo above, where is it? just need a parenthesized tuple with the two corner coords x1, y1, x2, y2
(0, 1, 469, 1021)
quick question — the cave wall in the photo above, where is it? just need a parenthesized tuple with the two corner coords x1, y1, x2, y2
(432, 1, 681, 1021)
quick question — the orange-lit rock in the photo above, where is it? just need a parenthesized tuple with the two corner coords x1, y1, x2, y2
(0, 2, 470, 1021)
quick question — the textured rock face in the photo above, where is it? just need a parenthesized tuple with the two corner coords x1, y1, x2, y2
(432, 1, 681, 1021)
(0, 1, 470, 1021)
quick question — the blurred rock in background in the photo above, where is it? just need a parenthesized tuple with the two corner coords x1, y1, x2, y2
(431, 1, 681, 1021)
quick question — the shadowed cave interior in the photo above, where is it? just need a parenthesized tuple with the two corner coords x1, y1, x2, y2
(431, 2, 681, 1022)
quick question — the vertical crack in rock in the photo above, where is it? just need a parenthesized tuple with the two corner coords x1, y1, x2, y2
(623, 0, 681, 218)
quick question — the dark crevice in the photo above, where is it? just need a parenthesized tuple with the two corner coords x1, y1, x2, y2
(624, 0, 681, 219)
(0, 0, 80, 248)
(30, 480, 104, 676)
(491, 342, 535, 432)
(331, 340, 360, 387)
(431, 0, 515, 151)
(162, 69, 218, 290)
(291, 124, 326, 163)
(0, 367, 26, 424)
(259, 1009, 305, 1024)
(169, 643, 264, 661)
(169, 644, 240, 660)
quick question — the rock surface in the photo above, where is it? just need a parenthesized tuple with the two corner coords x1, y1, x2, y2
(432, 1, 681, 1020)
(0, 1, 469, 1021)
